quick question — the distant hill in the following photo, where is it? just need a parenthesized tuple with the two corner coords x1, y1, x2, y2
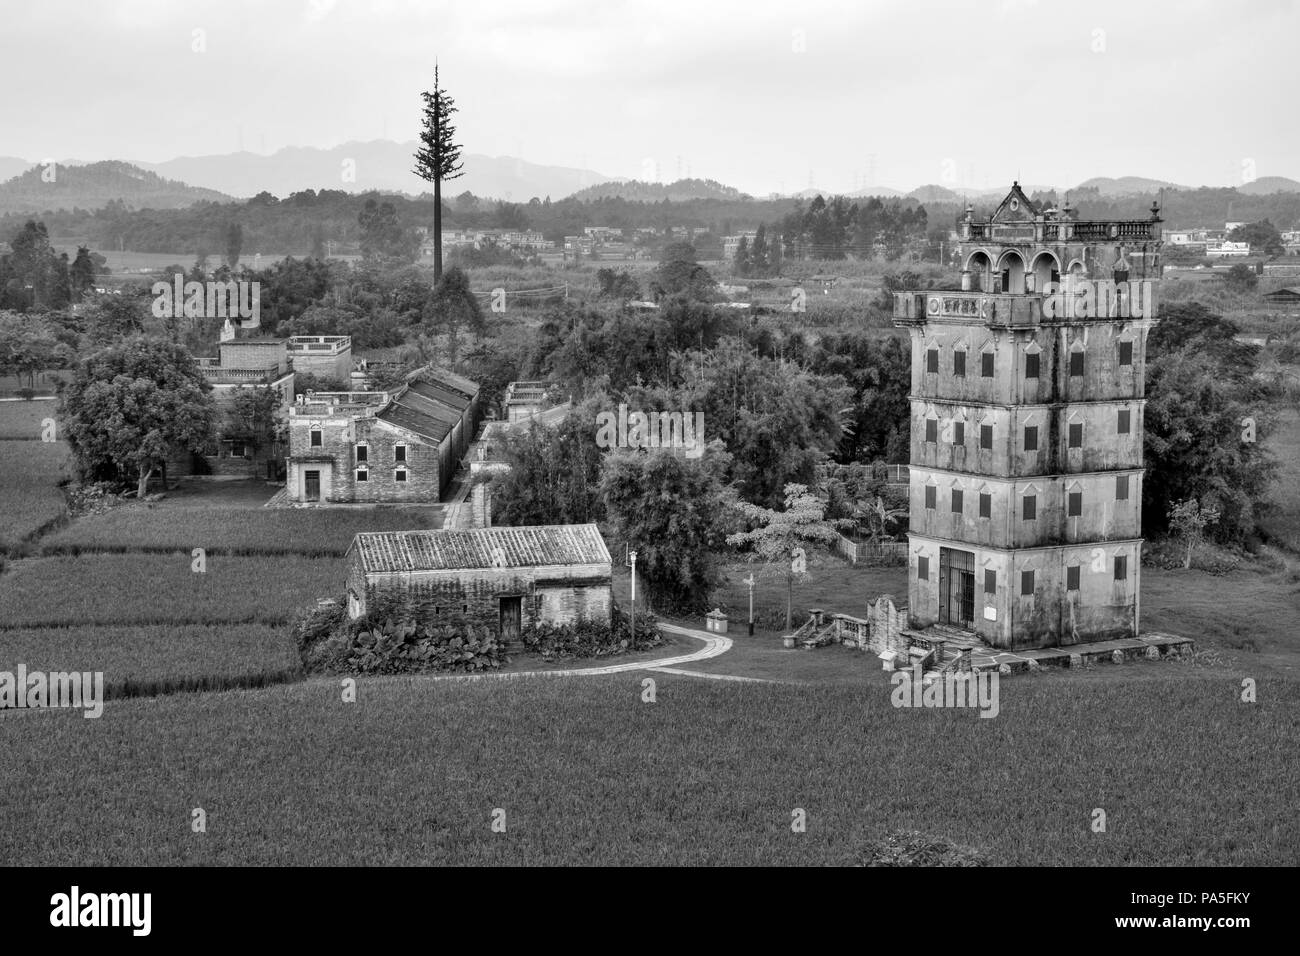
(0, 160, 231, 215)
(1239, 176, 1300, 195)
(1075, 176, 1186, 197)
(134, 141, 614, 202)
(0, 157, 30, 183)
(908, 184, 963, 203)
(569, 178, 751, 202)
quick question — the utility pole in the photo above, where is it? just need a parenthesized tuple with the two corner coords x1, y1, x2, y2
(628, 549, 638, 643)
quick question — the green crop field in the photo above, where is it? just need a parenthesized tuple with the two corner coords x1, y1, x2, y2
(40, 502, 445, 557)
(0, 440, 71, 550)
(0, 623, 299, 698)
(0, 672, 1293, 866)
(0, 399, 59, 439)
(0, 553, 342, 627)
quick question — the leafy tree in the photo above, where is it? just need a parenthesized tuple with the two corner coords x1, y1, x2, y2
(357, 199, 416, 263)
(1143, 304, 1277, 544)
(491, 408, 604, 526)
(0, 312, 72, 387)
(2, 220, 70, 309)
(225, 385, 286, 456)
(726, 483, 846, 630)
(1224, 263, 1258, 293)
(750, 223, 770, 276)
(48, 252, 72, 310)
(650, 241, 716, 301)
(424, 265, 484, 368)
(600, 445, 732, 611)
(627, 337, 853, 506)
(59, 336, 215, 497)
(595, 268, 640, 302)
(856, 494, 908, 543)
(1227, 220, 1283, 256)
(70, 246, 97, 300)
(224, 221, 243, 270)
(494, 201, 530, 230)
(85, 293, 146, 341)
(293, 371, 349, 397)
(279, 303, 406, 351)
(1167, 497, 1221, 569)
(812, 331, 911, 463)
(412, 64, 465, 282)
(733, 236, 751, 277)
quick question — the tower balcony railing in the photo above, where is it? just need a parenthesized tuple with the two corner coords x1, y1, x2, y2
(893, 291, 1042, 327)
(964, 220, 1159, 243)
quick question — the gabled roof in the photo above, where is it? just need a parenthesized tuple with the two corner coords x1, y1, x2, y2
(989, 182, 1040, 222)
(396, 386, 463, 428)
(375, 400, 456, 444)
(348, 523, 611, 573)
(406, 379, 471, 413)
(408, 366, 480, 401)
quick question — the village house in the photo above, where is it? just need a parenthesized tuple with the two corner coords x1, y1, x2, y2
(287, 334, 352, 382)
(501, 380, 554, 422)
(285, 367, 480, 504)
(344, 523, 613, 646)
(893, 183, 1161, 650)
(169, 332, 295, 479)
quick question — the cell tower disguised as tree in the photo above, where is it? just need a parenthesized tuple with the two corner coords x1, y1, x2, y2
(413, 64, 464, 282)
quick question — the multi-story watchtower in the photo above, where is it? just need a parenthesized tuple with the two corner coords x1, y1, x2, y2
(892, 183, 1162, 650)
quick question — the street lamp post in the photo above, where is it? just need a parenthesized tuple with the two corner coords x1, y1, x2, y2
(628, 549, 638, 644)
(743, 573, 755, 636)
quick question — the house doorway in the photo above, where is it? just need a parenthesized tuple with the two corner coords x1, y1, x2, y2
(304, 470, 320, 502)
(499, 596, 522, 644)
(938, 547, 975, 629)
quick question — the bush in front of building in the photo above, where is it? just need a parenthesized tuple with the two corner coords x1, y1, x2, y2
(293, 600, 508, 674)
(521, 605, 663, 662)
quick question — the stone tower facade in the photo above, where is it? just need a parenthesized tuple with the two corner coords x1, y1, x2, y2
(892, 184, 1162, 650)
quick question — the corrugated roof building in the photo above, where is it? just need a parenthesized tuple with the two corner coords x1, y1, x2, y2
(344, 523, 613, 642)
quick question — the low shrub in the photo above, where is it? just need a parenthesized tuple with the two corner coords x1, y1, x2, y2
(856, 830, 990, 867)
(522, 606, 663, 661)
(294, 602, 507, 674)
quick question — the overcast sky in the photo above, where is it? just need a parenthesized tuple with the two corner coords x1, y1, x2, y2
(1, 0, 1296, 194)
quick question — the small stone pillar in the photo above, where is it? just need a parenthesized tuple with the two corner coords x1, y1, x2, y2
(960, 270, 972, 292)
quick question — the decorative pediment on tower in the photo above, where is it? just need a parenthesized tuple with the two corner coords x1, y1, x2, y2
(989, 182, 1040, 223)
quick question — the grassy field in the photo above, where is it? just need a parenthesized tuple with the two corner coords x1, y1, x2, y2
(0, 398, 59, 438)
(1262, 406, 1300, 552)
(40, 502, 446, 556)
(0, 553, 342, 627)
(1, 672, 1293, 866)
(0, 440, 71, 551)
(0, 623, 299, 698)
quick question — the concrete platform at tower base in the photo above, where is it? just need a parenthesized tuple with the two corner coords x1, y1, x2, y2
(901, 628, 1195, 675)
